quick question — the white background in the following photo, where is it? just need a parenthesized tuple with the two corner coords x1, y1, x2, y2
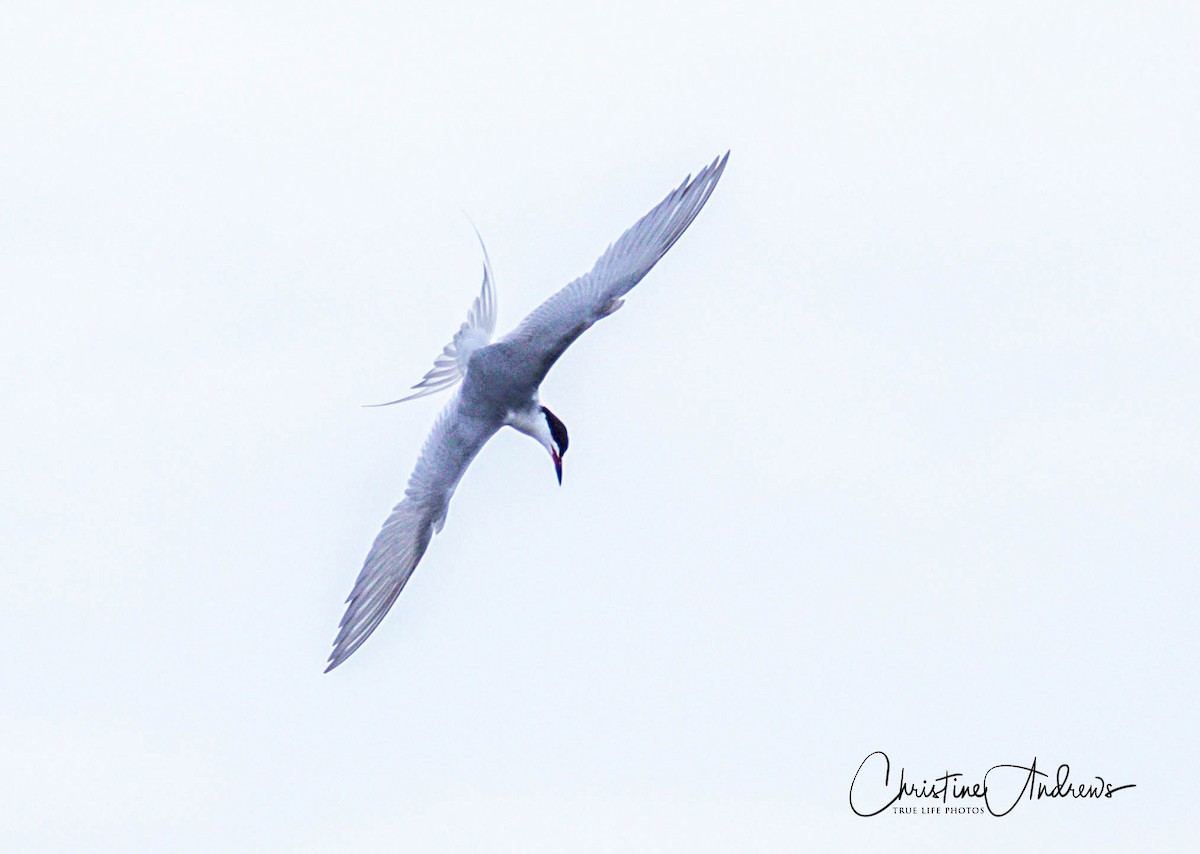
(2, 2, 1195, 850)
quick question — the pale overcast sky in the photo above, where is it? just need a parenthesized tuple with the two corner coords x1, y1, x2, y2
(2, 2, 1196, 851)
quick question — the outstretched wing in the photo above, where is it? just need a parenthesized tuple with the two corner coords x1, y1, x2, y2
(501, 152, 728, 379)
(326, 393, 499, 671)
(369, 229, 498, 407)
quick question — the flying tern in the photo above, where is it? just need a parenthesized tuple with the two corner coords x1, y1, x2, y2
(327, 152, 729, 671)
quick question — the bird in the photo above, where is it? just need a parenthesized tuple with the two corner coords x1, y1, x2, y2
(327, 152, 729, 671)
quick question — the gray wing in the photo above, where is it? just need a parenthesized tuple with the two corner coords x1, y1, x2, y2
(500, 152, 728, 379)
(326, 393, 499, 671)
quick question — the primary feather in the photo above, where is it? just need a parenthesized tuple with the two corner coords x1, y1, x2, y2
(502, 152, 728, 382)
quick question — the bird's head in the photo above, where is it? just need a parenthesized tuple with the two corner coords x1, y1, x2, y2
(540, 405, 569, 485)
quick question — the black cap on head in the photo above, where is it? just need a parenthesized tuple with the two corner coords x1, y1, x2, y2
(540, 406, 569, 454)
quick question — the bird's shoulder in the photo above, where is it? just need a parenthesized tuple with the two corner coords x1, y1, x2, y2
(462, 341, 542, 404)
